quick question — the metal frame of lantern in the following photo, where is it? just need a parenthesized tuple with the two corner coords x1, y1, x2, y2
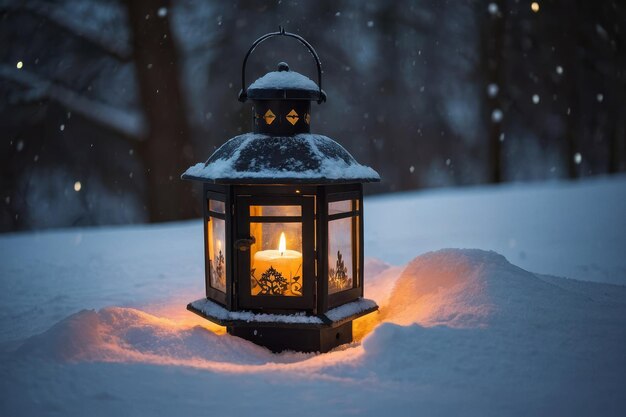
(182, 28, 380, 353)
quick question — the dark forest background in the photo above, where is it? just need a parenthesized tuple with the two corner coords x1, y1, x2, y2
(1, 0, 625, 232)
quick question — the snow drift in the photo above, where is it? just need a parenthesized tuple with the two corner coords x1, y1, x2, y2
(383, 248, 591, 328)
(2, 177, 625, 416)
(3, 249, 626, 416)
(363, 250, 626, 381)
(12, 250, 626, 377)
(16, 307, 279, 366)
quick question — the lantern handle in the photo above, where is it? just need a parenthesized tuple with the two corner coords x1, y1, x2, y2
(238, 26, 327, 104)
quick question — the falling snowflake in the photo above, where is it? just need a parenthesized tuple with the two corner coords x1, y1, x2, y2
(491, 109, 503, 123)
(574, 153, 582, 165)
(487, 83, 499, 98)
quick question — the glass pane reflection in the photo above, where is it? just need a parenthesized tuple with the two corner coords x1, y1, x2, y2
(328, 217, 354, 294)
(208, 217, 226, 292)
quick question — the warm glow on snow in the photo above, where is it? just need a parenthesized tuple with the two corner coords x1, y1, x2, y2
(353, 311, 381, 341)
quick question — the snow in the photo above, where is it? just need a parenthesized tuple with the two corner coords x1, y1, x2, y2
(182, 133, 380, 182)
(491, 108, 503, 122)
(574, 152, 583, 164)
(365, 175, 626, 285)
(1, 176, 625, 416)
(189, 297, 377, 324)
(190, 298, 322, 324)
(248, 70, 319, 91)
(325, 298, 377, 322)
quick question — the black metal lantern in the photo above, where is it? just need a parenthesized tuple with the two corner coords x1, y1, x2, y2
(183, 28, 380, 353)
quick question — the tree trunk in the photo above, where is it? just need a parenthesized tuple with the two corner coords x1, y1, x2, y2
(126, 0, 195, 222)
(480, 1, 505, 184)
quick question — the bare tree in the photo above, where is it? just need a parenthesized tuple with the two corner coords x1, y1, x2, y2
(126, 0, 196, 222)
(479, 1, 506, 183)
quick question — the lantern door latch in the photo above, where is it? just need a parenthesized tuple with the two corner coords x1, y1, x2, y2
(235, 237, 256, 251)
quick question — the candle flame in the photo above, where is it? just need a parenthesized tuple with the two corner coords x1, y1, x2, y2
(217, 239, 222, 251)
(278, 232, 286, 255)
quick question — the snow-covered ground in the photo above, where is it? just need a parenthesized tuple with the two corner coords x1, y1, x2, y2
(1, 176, 625, 416)
(366, 175, 626, 285)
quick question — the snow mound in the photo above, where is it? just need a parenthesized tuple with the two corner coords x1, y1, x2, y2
(17, 307, 277, 365)
(384, 248, 616, 328)
(7, 249, 626, 415)
(385, 249, 505, 327)
(357, 249, 626, 409)
(363, 258, 403, 307)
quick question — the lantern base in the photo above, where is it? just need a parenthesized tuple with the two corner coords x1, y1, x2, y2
(227, 321, 353, 353)
(186, 297, 378, 353)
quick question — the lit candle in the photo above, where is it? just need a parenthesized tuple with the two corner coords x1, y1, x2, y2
(252, 232, 302, 296)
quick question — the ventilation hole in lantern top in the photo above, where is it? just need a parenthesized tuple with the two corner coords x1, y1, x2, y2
(336, 332, 341, 340)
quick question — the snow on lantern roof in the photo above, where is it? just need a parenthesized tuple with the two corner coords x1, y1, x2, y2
(246, 62, 323, 101)
(182, 133, 380, 184)
(248, 69, 318, 91)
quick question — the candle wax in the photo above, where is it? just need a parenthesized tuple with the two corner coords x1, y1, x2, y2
(252, 249, 302, 296)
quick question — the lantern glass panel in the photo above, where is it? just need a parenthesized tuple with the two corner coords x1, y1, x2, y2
(207, 217, 226, 293)
(329, 200, 352, 215)
(250, 205, 301, 216)
(250, 220, 303, 297)
(328, 216, 354, 294)
(209, 200, 226, 213)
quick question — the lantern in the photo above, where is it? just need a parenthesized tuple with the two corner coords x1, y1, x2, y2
(183, 28, 380, 353)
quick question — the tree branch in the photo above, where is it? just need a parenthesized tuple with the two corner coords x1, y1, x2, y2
(0, 64, 146, 140)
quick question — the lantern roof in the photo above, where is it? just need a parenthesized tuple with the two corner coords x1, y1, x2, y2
(247, 62, 322, 101)
(182, 133, 380, 184)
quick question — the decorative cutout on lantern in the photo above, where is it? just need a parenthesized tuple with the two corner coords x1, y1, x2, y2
(305, 113, 311, 125)
(286, 109, 299, 125)
(329, 250, 351, 293)
(264, 109, 276, 125)
(255, 267, 288, 295)
(251, 231, 303, 296)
